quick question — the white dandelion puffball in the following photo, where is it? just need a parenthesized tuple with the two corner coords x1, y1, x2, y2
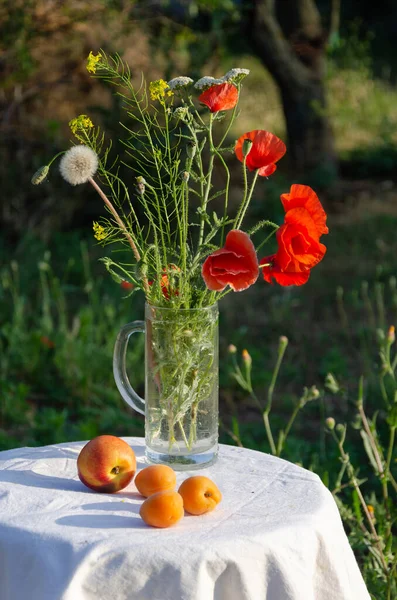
(59, 145, 98, 186)
(167, 76, 193, 90)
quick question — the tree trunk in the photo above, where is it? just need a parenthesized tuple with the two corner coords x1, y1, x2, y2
(251, 0, 338, 183)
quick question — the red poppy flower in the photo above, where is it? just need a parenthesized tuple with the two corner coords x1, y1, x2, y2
(260, 255, 311, 286)
(260, 221, 326, 286)
(281, 184, 328, 239)
(199, 83, 239, 113)
(120, 280, 134, 290)
(235, 130, 286, 176)
(202, 229, 259, 292)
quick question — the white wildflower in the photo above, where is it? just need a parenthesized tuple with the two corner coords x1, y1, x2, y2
(194, 76, 224, 90)
(59, 145, 98, 186)
(222, 68, 250, 84)
(167, 76, 193, 90)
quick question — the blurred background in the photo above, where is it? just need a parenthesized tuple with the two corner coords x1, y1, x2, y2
(1, 0, 397, 459)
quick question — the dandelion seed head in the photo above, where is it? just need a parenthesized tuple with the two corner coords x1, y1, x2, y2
(194, 76, 224, 90)
(167, 76, 193, 90)
(59, 145, 98, 186)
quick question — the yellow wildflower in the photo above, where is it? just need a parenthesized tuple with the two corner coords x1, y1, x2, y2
(69, 115, 94, 136)
(86, 51, 102, 74)
(93, 221, 107, 241)
(367, 505, 375, 518)
(149, 79, 173, 102)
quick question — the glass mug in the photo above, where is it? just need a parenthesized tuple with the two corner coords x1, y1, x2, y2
(113, 303, 219, 469)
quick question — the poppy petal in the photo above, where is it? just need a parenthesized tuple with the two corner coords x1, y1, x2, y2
(199, 83, 238, 113)
(281, 184, 328, 238)
(201, 230, 259, 292)
(235, 130, 286, 174)
(258, 164, 277, 177)
(202, 254, 228, 291)
(260, 255, 311, 286)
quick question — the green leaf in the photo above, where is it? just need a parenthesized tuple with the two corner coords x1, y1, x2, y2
(209, 189, 226, 202)
(360, 430, 380, 474)
(248, 220, 278, 236)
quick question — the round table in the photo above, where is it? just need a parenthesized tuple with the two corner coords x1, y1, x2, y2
(0, 438, 370, 600)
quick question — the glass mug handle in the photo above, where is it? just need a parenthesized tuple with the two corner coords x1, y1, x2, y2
(113, 320, 145, 416)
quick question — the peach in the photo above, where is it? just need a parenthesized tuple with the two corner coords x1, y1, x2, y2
(77, 435, 136, 493)
(134, 465, 176, 497)
(139, 490, 184, 528)
(178, 476, 222, 515)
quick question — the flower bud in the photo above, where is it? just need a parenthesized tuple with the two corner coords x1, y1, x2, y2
(242, 349, 252, 365)
(336, 423, 345, 434)
(376, 328, 385, 343)
(31, 165, 49, 185)
(279, 335, 288, 350)
(325, 373, 340, 394)
(242, 138, 253, 158)
(135, 176, 146, 195)
(181, 171, 190, 183)
(325, 417, 335, 430)
(388, 325, 395, 343)
(228, 344, 237, 354)
(186, 141, 197, 159)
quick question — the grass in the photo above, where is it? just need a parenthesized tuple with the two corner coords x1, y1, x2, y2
(2, 194, 397, 452)
(0, 235, 145, 451)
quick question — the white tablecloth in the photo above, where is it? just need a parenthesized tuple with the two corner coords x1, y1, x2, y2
(0, 438, 369, 600)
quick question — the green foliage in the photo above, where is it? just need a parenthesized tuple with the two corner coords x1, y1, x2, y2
(226, 287, 397, 599)
(0, 237, 145, 451)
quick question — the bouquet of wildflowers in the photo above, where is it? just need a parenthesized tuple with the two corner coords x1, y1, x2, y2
(34, 51, 328, 303)
(33, 51, 329, 457)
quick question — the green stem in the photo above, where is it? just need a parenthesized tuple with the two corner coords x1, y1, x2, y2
(265, 339, 288, 415)
(214, 149, 231, 247)
(386, 426, 395, 475)
(277, 403, 301, 456)
(88, 177, 150, 295)
(235, 170, 260, 230)
(380, 374, 391, 409)
(178, 419, 190, 449)
(47, 151, 66, 167)
(255, 224, 279, 254)
(331, 431, 389, 575)
(263, 411, 277, 455)
(218, 99, 239, 148)
(198, 114, 215, 249)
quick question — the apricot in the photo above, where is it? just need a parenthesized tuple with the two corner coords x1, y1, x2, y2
(178, 476, 222, 515)
(139, 490, 184, 528)
(134, 465, 176, 497)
